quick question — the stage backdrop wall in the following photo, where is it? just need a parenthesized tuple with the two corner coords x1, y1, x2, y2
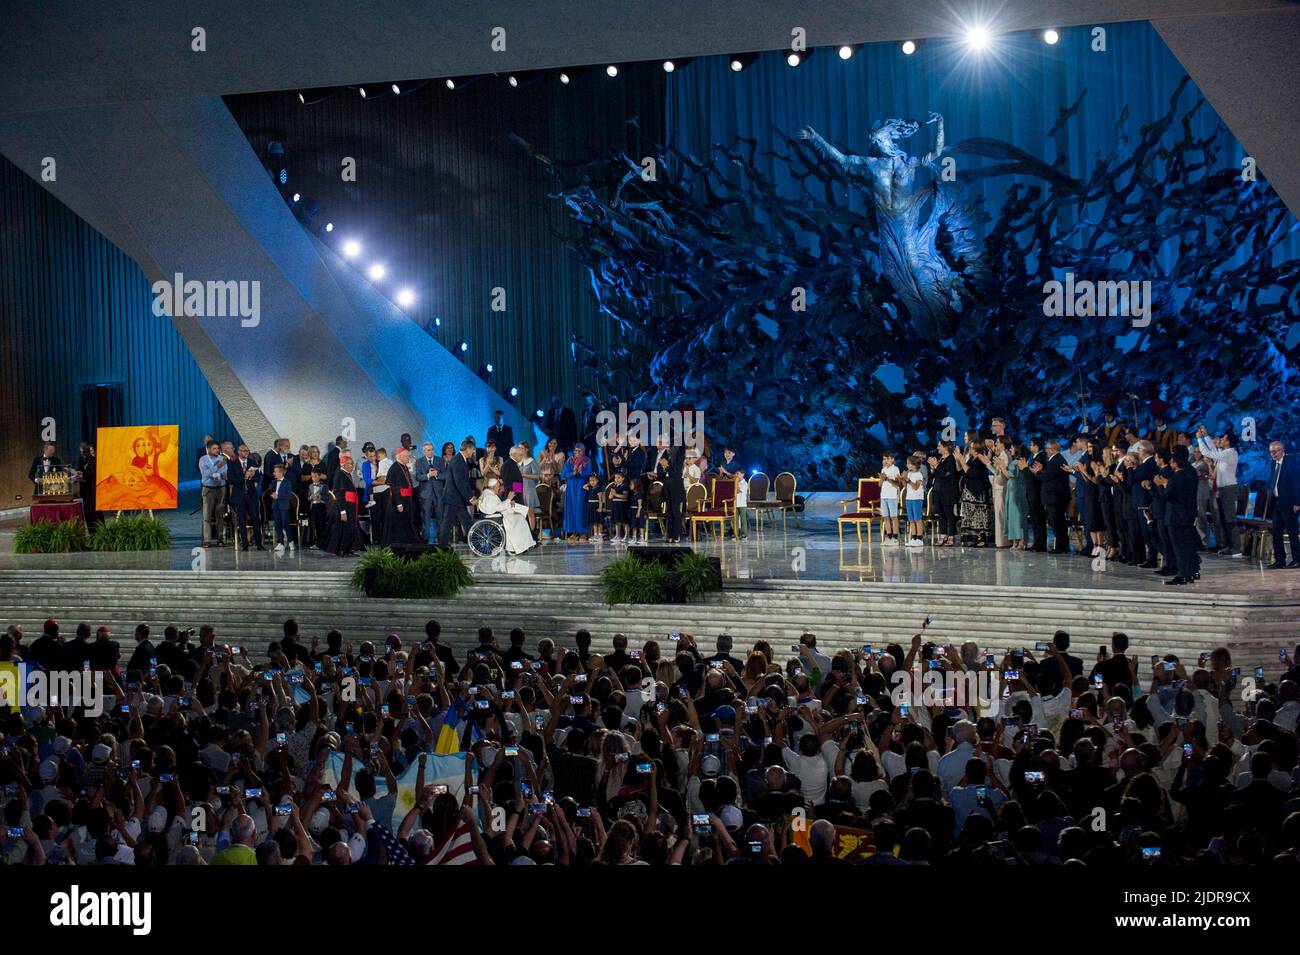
(0, 155, 238, 510)
(223, 67, 665, 424)
(663, 19, 1300, 433)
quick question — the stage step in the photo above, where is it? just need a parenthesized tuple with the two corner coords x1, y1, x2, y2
(0, 570, 1293, 680)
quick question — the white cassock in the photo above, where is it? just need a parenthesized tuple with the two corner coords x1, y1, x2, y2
(477, 489, 536, 554)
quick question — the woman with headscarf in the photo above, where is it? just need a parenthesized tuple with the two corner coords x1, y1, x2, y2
(560, 442, 593, 542)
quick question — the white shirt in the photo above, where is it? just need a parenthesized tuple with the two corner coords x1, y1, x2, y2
(879, 465, 901, 501)
(905, 470, 925, 500)
(880, 747, 941, 780)
(1196, 436, 1238, 487)
(782, 740, 839, 804)
(373, 458, 392, 494)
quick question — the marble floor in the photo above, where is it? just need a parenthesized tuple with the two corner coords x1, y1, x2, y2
(4, 488, 1297, 599)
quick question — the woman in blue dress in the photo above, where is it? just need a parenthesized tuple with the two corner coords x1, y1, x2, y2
(561, 443, 593, 541)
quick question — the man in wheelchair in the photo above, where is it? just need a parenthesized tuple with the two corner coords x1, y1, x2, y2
(470, 476, 537, 556)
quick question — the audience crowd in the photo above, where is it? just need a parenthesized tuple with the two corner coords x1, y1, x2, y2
(2, 619, 1298, 866)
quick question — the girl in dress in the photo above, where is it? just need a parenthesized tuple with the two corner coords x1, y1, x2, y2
(608, 470, 630, 543)
(627, 479, 647, 544)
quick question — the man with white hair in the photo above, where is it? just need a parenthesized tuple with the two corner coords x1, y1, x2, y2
(477, 477, 536, 554)
(936, 719, 979, 796)
(212, 813, 258, 865)
(808, 818, 844, 864)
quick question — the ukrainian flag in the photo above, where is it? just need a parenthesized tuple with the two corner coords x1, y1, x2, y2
(434, 702, 464, 754)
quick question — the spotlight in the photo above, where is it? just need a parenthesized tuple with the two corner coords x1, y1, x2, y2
(559, 72, 570, 84)
(297, 91, 305, 104)
(485, 363, 494, 374)
(368, 263, 386, 280)
(510, 386, 519, 397)
(396, 288, 415, 307)
(729, 53, 757, 72)
(342, 240, 361, 258)
(434, 317, 442, 327)
(292, 192, 300, 202)
(508, 75, 519, 87)
(324, 222, 333, 232)
(278, 168, 288, 185)
(901, 40, 917, 55)
(965, 26, 991, 50)
(358, 86, 368, 98)
(459, 341, 469, 353)
(1043, 29, 1060, 45)
(837, 45, 856, 60)
(605, 64, 619, 77)
(445, 78, 456, 90)
(786, 52, 802, 67)
(662, 60, 675, 73)
(391, 83, 401, 95)
(535, 409, 544, 419)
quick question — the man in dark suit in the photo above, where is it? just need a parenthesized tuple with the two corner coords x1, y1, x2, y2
(580, 393, 602, 463)
(156, 625, 192, 672)
(1146, 449, 1175, 576)
(438, 439, 479, 546)
(28, 619, 66, 672)
(76, 441, 98, 526)
(227, 444, 264, 550)
(1130, 442, 1160, 567)
(325, 437, 347, 480)
(261, 438, 292, 494)
(125, 623, 157, 678)
(1153, 445, 1199, 585)
(1026, 438, 1048, 551)
(412, 440, 440, 542)
(652, 436, 686, 542)
(1266, 439, 1300, 569)
(62, 623, 93, 671)
(1032, 439, 1072, 554)
(544, 395, 578, 452)
(27, 442, 62, 495)
(486, 410, 514, 460)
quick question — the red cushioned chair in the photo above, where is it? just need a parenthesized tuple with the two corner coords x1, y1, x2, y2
(838, 478, 882, 545)
(692, 478, 736, 542)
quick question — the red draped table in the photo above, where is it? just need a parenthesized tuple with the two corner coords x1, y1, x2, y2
(29, 501, 85, 526)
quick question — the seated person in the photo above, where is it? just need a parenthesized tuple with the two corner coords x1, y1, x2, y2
(477, 477, 536, 555)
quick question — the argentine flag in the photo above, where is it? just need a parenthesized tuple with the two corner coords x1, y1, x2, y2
(323, 751, 474, 829)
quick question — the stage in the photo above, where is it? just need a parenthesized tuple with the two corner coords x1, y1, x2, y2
(2, 489, 1296, 675)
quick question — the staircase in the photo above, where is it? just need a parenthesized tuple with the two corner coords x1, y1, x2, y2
(0, 570, 1293, 679)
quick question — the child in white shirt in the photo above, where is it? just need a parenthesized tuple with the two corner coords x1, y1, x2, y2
(904, 455, 926, 547)
(878, 454, 901, 543)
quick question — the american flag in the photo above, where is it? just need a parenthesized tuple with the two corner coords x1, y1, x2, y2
(425, 817, 480, 866)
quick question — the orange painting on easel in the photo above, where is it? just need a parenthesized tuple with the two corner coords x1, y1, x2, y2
(95, 425, 180, 511)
